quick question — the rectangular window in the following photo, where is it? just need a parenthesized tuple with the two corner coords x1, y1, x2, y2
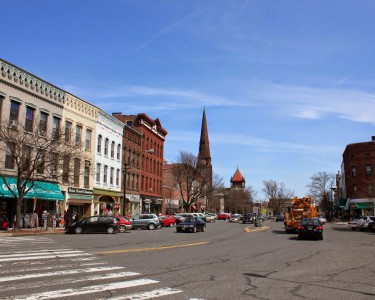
(36, 150, 45, 174)
(351, 166, 356, 177)
(126, 120, 133, 127)
(117, 144, 121, 160)
(62, 158, 70, 184)
(111, 141, 115, 158)
(52, 116, 60, 140)
(22, 145, 32, 171)
(365, 164, 372, 175)
(104, 138, 109, 156)
(65, 121, 72, 142)
(96, 163, 101, 182)
(74, 158, 80, 186)
(97, 135, 102, 153)
(368, 183, 373, 196)
(84, 161, 90, 188)
(50, 152, 58, 178)
(5, 144, 15, 169)
(10, 100, 20, 122)
(110, 167, 114, 185)
(85, 129, 92, 151)
(39, 111, 48, 135)
(75, 125, 82, 146)
(103, 165, 108, 184)
(25, 106, 34, 132)
(353, 184, 357, 196)
(116, 169, 120, 186)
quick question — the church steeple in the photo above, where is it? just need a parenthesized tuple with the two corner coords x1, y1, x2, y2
(198, 108, 212, 170)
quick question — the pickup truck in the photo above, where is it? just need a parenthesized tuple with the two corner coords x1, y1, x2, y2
(348, 216, 375, 231)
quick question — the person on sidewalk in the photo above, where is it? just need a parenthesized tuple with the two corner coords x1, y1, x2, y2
(64, 209, 72, 231)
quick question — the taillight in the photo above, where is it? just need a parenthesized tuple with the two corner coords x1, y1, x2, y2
(316, 226, 322, 230)
(298, 226, 303, 230)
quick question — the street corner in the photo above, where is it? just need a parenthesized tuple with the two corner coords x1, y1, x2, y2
(244, 225, 270, 233)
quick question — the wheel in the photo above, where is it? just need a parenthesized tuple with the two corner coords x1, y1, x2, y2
(360, 228, 365, 232)
(297, 235, 301, 240)
(320, 235, 323, 240)
(107, 227, 115, 234)
(119, 225, 126, 233)
(202, 226, 206, 232)
(169, 222, 174, 227)
(148, 223, 155, 230)
(176, 228, 181, 232)
(75, 227, 83, 234)
(351, 228, 356, 231)
(193, 227, 197, 233)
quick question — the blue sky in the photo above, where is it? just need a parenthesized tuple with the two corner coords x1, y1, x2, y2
(2, 0, 375, 199)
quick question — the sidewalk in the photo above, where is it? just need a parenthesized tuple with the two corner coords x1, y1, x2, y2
(0, 227, 66, 237)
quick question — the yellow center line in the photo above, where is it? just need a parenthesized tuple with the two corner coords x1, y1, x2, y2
(95, 241, 209, 255)
(245, 226, 270, 233)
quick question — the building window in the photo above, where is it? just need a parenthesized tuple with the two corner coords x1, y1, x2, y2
(97, 135, 102, 153)
(49, 152, 58, 178)
(37, 150, 46, 174)
(74, 158, 80, 186)
(5, 144, 15, 169)
(351, 166, 356, 177)
(111, 141, 115, 158)
(96, 163, 101, 182)
(65, 121, 72, 143)
(39, 111, 48, 135)
(126, 120, 133, 127)
(353, 184, 357, 196)
(10, 100, 20, 123)
(84, 161, 90, 188)
(368, 183, 373, 196)
(25, 106, 34, 132)
(116, 169, 120, 186)
(52, 117, 60, 140)
(365, 164, 372, 175)
(22, 145, 32, 171)
(103, 165, 108, 184)
(104, 138, 109, 156)
(117, 144, 121, 160)
(75, 125, 82, 146)
(110, 167, 114, 185)
(62, 158, 70, 184)
(85, 129, 92, 151)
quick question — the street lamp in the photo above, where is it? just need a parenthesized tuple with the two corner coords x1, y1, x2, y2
(123, 148, 154, 217)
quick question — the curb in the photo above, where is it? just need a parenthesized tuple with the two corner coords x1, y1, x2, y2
(0, 229, 66, 237)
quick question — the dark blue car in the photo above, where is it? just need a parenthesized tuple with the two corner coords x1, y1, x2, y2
(176, 217, 206, 233)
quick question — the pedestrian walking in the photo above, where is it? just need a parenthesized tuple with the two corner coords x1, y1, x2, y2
(64, 209, 72, 231)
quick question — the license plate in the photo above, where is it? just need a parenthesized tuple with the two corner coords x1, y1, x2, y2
(181, 227, 185, 230)
(308, 226, 312, 230)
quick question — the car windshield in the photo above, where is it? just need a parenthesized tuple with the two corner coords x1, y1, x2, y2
(300, 219, 320, 226)
(185, 217, 196, 222)
(232, 214, 241, 218)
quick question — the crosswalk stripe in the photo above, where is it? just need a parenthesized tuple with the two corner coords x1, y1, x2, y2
(0, 252, 90, 262)
(12, 279, 159, 300)
(0, 250, 85, 259)
(103, 287, 183, 300)
(0, 266, 125, 282)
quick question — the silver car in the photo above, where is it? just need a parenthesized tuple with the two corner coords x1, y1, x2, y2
(131, 214, 161, 230)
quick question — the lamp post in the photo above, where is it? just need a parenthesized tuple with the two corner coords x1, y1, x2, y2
(123, 148, 154, 217)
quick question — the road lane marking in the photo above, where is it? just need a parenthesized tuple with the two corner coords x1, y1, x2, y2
(103, 287, 183, 299)
(244, 226, 270, 233)
(0, 252, 91, 262)
(95, 241, 209, 255)
(13, 279, 159, 299)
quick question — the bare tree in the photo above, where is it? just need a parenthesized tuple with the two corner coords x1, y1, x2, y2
(262, 180, 294, 214)
(0, 119, 87, 230)
(225, 186, 256, 213)
(172, 151, 211, 212)
(306, 171, 335, 215)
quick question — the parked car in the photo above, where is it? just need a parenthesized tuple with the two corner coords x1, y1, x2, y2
(159, 215, 176, 227)
(204, 214, 216, 223)
(348, 216, 375, 231)
(275, 215, 284, 222)
(229, 214, 242, 223)
(176, 217, 206, 233)
(116, 215, 132, 233)
(130, 214, 161, 230)
(192, 213, 206, 221)
(318, 215, 327, 225)
(66, 215, 118, 234)
(206, 213, 218, 220)
(368, 219, 375, 232)
(217, 213, 231, 220)
(242, 213, 254, 224)
(297, 218, 323, 240)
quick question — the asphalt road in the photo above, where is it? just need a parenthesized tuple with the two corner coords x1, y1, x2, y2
(1, 220, 374, 299)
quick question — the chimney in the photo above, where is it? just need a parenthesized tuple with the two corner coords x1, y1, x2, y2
(372, 136, 375, 142)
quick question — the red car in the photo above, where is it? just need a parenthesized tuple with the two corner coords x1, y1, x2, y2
(159, 215, 176, 227)
(217, 213, 231, 220)
(116, 215, 133, 233)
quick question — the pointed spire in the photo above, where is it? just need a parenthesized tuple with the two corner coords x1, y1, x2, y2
(198, 107, 211, 168)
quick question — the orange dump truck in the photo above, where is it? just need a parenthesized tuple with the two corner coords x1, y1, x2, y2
(284, 196, 317, 233)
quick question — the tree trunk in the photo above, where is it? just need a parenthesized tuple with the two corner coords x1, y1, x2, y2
(15, 197, 22, 230)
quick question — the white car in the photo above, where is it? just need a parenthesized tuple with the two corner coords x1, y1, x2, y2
(348, 216, 375, 231)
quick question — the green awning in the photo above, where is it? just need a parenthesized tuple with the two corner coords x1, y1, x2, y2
(0, 177, 64, 201)
(356, 202, 373, 209)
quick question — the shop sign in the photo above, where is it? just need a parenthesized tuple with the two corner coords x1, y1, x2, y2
(68, 187, 93, 195)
